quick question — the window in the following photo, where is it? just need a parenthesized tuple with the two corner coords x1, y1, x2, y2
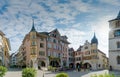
(48, 51, 50, 56)
(32, 41, 36, 46)
(54, 44, 56, 49)
(47, 38, 51, 42)
(58, 53, 60, 58)
(117, 42, 120, 48)
(40, 43, 44, 48)
(85, 46, 88, 49)
(114, 30, 120, 37)
(47, 43, 52, 48)
(116, 21, 120, 28)
(53, 39, 56, 43)
(39, 51, 45, 56)
(92, 50, 97, 53)
(32, 35, 36, 39)
(40, 38, 44, 41)
(31, 48, 36, 55)
(117, 56, 120, 64)
(85, 51, 90, 55)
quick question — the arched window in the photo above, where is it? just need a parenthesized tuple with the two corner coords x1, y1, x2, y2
(117, 56, 120, 64)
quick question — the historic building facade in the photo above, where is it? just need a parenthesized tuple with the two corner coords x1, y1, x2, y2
(68, 48, 75, 68)
(46, 29, 70, 67)
(16, 21, 70, 69)
(0, 30, 11, 67)
(10, 52, 17, 67)
(109, 11, 120, 70)
(74, 34, 108, 70)
(16, 22, 47, 69)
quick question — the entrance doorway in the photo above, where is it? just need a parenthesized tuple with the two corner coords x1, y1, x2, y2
(83, 63, 91, 69)
(50, 61, 59, 67)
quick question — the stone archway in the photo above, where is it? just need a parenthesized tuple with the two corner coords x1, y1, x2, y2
(50, 60, 59, 67)
(83, 62, 92, 69)
(76, 63, 80, 68)
(38, 60, 46, 67)
(41, 61, 45, 67)
(69, 63, 74, 68)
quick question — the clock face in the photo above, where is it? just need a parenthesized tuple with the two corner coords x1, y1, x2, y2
(115, 30, 120, 37)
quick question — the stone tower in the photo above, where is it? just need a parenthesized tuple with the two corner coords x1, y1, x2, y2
(91, 33, 98, 70)
(29, 20, 38, 69)
(109, 11, 120, 70)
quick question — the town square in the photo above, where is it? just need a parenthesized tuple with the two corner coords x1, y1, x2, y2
(0, 0, 120, 77)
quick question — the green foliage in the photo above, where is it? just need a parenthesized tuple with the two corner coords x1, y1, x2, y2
(22, 68, 37, 77)
(0, 66, 7, 77)
(56, 73, 69, 77)
(99, 74, 103, 77)
(48, 66, 53, 71)
(91, 74, 97, 77)
(48, 66, 57, 71)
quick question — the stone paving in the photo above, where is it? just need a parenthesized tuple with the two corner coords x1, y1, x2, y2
(4, 69, 120, 77)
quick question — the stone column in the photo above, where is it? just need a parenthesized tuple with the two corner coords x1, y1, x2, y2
(31, 58, 38, 70)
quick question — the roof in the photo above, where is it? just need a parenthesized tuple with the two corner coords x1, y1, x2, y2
(39, 32, 49, 35)
(69, 48, 74, 51)
(109, 11, 120, 22)
(77, 45, 83, 51)
(98, 49, 106, 55)
(30, 19, 36, 32)
(91, 33, 98, 45)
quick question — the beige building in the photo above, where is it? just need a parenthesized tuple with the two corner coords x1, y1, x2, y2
(16, 22, 47, 69)
(0, 30, 11, 67)
(109, 11, 120, 70)
(68, 48, 75, 69)
(47, 29, 70, 67)
(16, 21, 70, 69)
(74, 33, 108, 70)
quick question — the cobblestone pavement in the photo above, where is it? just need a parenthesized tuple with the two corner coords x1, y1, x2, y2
(4, 69, 120, 77)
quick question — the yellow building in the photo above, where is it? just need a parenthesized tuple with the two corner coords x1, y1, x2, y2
(0, 30, 11, 67)
(16, 21, 47, 69)
(75, 33, 108, 70)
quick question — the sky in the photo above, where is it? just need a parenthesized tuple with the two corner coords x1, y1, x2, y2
(0, 0, 120, 57)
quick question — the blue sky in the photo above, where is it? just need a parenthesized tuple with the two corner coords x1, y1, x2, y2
(0, 0, 120, 57)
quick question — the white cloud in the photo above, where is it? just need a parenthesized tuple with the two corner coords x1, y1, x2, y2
(59, 28, 86, 50)
(0, 0, 119, 56)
